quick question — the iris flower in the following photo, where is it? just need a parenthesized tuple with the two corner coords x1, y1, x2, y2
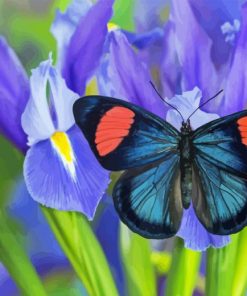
(97, 30, 230, 250)
(98, 0, 247, 250)
(0, 0, 114, 218)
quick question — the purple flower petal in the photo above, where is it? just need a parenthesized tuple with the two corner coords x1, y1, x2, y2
(21, 57, 55, 145)
(222, 3, 247, 116)
(189, 0, 241, 67)
(24, 125, 109, 219)
(170, 0, 222, 109)
(51, 0, 92, 71)
(62, 0, 114, 95)
(177, 205, 230, 251)
(0, 37, 29, 152)
(108, 31, 166, 117)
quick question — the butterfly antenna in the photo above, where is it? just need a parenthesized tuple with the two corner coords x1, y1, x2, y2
(187, 89, 223, 122)
(149, 81, 185, 122)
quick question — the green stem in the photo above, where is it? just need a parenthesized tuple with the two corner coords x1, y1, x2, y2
(206, 235, 239, 296)
(0, 211, 47, 296)
(165, 238, 201, 296)
(42, 207, 118, 296)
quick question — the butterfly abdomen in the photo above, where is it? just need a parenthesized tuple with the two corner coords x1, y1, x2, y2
(179, 133, 193, 209)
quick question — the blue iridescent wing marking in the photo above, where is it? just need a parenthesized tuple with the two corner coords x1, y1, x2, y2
(113, 154, 183, 238)
(192, 110, 247, 234)
(73, 96, 179, 170)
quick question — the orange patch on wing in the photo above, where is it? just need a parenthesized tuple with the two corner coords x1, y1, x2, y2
(95, 106, 135, 156)
(237, 116, 247, 145)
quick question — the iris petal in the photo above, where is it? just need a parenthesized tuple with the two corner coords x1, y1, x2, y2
(62, 0, 114, 95)
(21, 57, 55, 145)
(24, 125, 109, 219)
(0, 37, 29, 152)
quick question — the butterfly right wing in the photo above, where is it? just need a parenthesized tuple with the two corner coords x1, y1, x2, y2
(192, 110, 247, 235)
(113, 154, 183, 239)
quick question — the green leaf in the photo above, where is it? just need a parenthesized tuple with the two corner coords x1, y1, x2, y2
(120, 223, 156, 296)
(231, 228, 247, 296)
(165, 238, 201, 296)
(0, 210, 47, 296)
(206, 230, 247, 296)
(42, 207, 118, 296)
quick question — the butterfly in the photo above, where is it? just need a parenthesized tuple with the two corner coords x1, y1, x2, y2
(73, 90, 247, 239)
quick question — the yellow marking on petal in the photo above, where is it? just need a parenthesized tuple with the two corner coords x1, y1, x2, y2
(85, 76, 99, 96)
(107, 22, 119, 32)
(51, 132, 73, 162)
(51, 131, 76, 180)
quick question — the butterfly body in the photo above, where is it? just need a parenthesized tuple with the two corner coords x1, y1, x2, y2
(73, 95, 247, 239)
(179, 121, 193, 209)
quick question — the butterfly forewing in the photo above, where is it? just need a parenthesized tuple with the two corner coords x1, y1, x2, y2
(192, 110, 247, 234)
(73, 96, 180, 171)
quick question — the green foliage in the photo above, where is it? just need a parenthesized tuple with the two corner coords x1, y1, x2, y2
(42, 207, 118, 296)
(0, 210, 47, 296)
(206, 229, 247, 296)
(165, 238, 201, 296)
(120, 223, 156, 296)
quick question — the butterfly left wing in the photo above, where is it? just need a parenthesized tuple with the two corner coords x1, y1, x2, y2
(73, 96, 179, 171)
(113, 154, 183, 238)
(192, 110, 247, 235)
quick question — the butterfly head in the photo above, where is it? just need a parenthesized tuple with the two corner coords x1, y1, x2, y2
(181, 120, 192, 134)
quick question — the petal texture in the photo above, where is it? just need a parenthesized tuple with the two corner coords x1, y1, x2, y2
(108, 31, 166, 118)
(24, 125, 109, 219)
(0, 37, 29, 152)
(51, 0, 92, 71)
(21, 58, 55, 145)
(62, 0, 114, 95)
(177, 205, 230, 251)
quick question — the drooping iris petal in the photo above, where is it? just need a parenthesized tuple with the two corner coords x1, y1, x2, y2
(62, 0, 114, 95)
(170, 0, 222, 109)
(166, 88, 229, 250)
(24, 125, 109, 219)
(222, 3, 247, 116)
(108, 31, 166, 118)
(177, 205, 230, 251)
(51, 0, 92, 71)
(123, 28, 164, 50)
(0, 37, 29, 152)
(21, 57, 55, 145)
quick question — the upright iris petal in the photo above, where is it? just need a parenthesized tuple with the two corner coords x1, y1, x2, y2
(0, 37, 29, 152)
(21, 57, 109, 219)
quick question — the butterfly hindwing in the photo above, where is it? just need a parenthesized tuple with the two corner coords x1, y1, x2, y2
(73, 96, 179, 170)
(192, 110, 247, 234)
(113, 154, 183, 238)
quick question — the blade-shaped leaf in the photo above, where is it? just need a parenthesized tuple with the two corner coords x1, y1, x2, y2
(165, 238, 201, 296)
(120, 223, 156, 296)
(0, 210, 47, 296)
(42, 207, 118, 296)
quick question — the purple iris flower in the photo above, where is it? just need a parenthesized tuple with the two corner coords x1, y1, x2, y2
(0, 0, 114, 218)
(99, 11, 247, 249)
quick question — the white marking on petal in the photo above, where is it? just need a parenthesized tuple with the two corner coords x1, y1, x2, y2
(221, 19, 240, 44)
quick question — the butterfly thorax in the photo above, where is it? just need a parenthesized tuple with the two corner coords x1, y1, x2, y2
(179, 121, 193, 209)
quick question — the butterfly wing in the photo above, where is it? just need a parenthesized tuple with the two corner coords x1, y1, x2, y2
(73, 96, 179, 170)
(192, 110, 247, 235)
(113, 155, 183, 238)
